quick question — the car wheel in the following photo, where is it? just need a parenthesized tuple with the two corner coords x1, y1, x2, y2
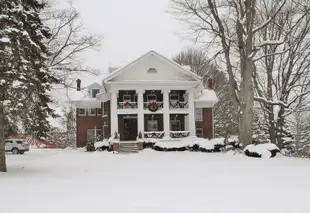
(19, 151, 25, 155)
(12, 148, 19, 155)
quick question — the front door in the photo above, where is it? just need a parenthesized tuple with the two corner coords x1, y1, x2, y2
(123, 118, 138, 140)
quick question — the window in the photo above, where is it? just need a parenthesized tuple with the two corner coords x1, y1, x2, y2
(123, 94, 131, 102)
(92, 89, 100, 98)
(87, 129, 102, 142)
(103, 102, 109, 115)
(196, 128, 203, 138)
(147, 120, 158, 132)
(170, 120, 181, 131)
(147, 94, 157, 102)
(147, 68, 157, 73)
(79, 108, 86, 116)
(88, 108, 96, 116)
(97, 108, 102, 116)
(170, 94, 179, 102)
(195, 108, 203, 121)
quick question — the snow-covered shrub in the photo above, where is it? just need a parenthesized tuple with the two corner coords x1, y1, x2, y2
(143, 138, 157, 149)
(244, 143, 280, 158)
(94, 140, 111, 152)
(86, 141, 95, 152)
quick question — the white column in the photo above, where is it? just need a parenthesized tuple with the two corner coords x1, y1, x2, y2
(187, 89, 196, 137)
(110, 90, 118, 136)
(137, 89, 144, 137)
(162, 89, 170, 139)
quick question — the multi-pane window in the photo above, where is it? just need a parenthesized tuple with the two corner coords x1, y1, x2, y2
(87, 129, 102, 142)
(195, 108, 203, 121)
(170, 94, 179, 102)
(147, 120, 158, 132)
(147, 94, 157, 102)
(170, 120, 181, 131)
(92, 89, 100, 98)
(97, 108, 102, 116)
(79, 108, 86, 116)
(123, 94, 131, 102)
(88, 108, 96, 116)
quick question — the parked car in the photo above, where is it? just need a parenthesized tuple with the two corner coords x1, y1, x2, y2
(5, 139, 30, 154)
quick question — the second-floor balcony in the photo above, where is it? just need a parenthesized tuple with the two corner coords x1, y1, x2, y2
(116, 89, 189, 110)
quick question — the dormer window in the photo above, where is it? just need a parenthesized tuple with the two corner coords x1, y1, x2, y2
(92, 89, 100, 98)
(147, 68, 157, 74)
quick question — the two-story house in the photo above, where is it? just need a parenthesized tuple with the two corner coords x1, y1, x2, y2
(72, 50, 218, 147)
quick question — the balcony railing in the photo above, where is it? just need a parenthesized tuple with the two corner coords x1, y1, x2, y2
(144, 131, 165, 139)
(170, 131, 190, 138)
(117, 102, 138, 109)
(169, 101, 188, 109)
(143, 102, 164, 110)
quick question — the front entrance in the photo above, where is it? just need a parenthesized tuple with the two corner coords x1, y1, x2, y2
(119, 115, 138, 141)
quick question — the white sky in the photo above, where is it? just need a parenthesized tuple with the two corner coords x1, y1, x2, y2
(55, 0, 192, 83)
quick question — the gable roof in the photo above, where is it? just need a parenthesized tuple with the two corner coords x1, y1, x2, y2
(103, 50, 202, 82)
(87, 82, 102, 89)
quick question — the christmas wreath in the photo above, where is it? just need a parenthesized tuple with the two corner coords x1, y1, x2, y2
(148, 101, 158, 112)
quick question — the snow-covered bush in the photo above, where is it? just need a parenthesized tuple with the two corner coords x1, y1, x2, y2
(94, 141, 111, 152)
(244, 143, 280, 158)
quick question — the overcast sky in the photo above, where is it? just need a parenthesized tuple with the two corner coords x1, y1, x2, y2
(58, 0, 193, 82)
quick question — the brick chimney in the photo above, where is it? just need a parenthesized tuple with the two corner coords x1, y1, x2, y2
(76, 79, 81, 91)
(207, 78, 213, 90)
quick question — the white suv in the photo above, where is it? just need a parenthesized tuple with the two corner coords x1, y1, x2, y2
(5, 139, 30, 154)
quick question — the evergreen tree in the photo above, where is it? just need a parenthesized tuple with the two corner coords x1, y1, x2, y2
(0, 0, 59, 172)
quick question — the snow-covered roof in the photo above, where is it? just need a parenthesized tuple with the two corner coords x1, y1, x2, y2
(196, 89, 218, 103)
(103, 50, 202, 83)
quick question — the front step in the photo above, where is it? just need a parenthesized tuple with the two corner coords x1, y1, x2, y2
(118, 143, 139, 154)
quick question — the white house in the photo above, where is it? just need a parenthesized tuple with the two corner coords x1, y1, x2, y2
(73, 50, 218, 147)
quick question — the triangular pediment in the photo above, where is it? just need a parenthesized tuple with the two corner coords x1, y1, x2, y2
(104, 51, 201, 83)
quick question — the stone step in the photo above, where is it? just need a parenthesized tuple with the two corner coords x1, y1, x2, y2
(119, 143, 139, 148)
(118, 143, 139, 154)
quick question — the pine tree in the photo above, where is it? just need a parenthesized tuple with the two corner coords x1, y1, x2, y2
(0, 0, 59, 172)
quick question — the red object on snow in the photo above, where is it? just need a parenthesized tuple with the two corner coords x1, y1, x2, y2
(44, 143, 57, 148)
(151, 101, 157, 107)
(125, 101, 129, 106)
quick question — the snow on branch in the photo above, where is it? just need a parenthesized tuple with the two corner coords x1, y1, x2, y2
(253, 48, 290, 62)
(254, 96, 288, 108)
(258, 40, 284, 47)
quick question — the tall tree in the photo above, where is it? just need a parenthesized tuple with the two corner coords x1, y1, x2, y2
(173, 48, 238, 136)
(171, 0, 286, 146)
(253, 0, 310, 147)
(0, 0, 58, 172)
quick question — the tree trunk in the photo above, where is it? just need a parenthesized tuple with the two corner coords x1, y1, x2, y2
(239, 59, 254, 147)
(276, 106, 286, 149)
(0, 103, 7, 172)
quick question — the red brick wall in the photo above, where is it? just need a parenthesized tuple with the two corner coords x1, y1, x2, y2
(196, 108, 213, 139)
(76, 112, 103, 148)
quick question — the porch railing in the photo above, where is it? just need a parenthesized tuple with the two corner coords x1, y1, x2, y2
(169, 101, 188, 109)
(117, 102, 138, 109)
(143, 102, 164, 110)
(144, 131, 165, 139)
(170, 131, 190, 138)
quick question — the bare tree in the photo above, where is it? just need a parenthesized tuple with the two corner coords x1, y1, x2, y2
(171, 0, 286, 146)
(253, 0, 310, 147)
(42, 0, 102, 88)
(173, 48, 238, 136)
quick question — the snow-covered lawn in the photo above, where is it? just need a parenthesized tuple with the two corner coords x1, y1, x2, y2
(1, 149, 310, 213)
